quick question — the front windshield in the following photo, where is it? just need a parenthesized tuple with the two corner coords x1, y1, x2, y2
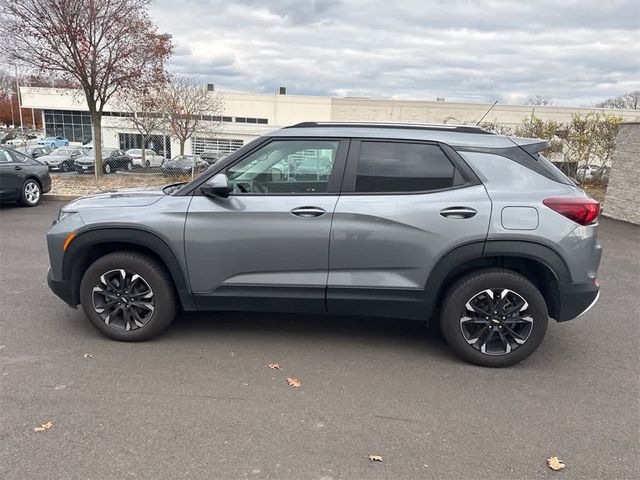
(55, 148, 73, 156)
(128, 149, 142, 154)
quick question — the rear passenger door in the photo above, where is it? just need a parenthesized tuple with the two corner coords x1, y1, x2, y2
(327, 139, 491, 319)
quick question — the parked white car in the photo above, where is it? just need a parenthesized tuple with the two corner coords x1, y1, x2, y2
(125, 149, 164, 167)
(576, 164, 599, 182)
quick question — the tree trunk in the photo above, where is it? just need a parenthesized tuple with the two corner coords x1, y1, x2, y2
(179, 139, 185, 155)
(87, 101, 103, 178)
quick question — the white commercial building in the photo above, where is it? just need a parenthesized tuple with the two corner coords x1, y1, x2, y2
(20, 86, 639, 158)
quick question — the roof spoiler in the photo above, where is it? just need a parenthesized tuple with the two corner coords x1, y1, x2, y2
(508, 137, 551, 154)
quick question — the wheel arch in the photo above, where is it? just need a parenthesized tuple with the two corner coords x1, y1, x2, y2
(23, 175, 42, 187)
(425, 240, 570, 321)
(62, 227, 195, 310)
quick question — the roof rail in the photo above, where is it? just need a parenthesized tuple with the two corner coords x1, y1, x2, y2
(285, 121, 492, 134)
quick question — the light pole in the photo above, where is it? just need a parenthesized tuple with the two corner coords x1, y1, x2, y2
(14, 64, 23, 130)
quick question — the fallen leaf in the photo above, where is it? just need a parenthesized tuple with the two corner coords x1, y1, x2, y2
(286, 377, 301, 387)
(83, 354, 93, 358)
(368, 455, 383, 462)
(547, 456, 566, 471)
(268, 362, 282, 370)
(33, 421, 54, 432)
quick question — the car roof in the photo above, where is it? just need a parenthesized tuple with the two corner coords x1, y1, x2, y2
(268, 121, 547, 150)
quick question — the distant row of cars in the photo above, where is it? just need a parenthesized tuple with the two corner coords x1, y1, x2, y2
(9, 141, 221, 175)
(35, 147, 214, 175)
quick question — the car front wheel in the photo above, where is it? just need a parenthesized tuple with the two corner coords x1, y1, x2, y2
(440, 269, 548, 367)
(79, 252, 177, 341)
(20, 179, 41, 207)
(103, 163, 112, 174)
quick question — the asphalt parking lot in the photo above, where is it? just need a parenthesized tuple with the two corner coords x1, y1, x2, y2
(1, 200, 638, 480)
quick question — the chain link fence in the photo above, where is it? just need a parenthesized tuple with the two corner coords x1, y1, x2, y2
(1, 128, 237, 196)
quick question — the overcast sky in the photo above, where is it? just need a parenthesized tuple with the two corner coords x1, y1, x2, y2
(151, 0, 640, 106)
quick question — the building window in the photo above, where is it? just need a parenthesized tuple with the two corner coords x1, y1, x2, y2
(192, 137, 244, 155)
(43, 109, 92, 143)
(233, 117, 267, 124)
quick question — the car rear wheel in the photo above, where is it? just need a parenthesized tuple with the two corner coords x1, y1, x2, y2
(60, 161, 70, 173)
(144, 159, 150, 168)
(103, 163, 111, 174)
(20, 179, 41, 207)
(440, 268, 548, 367)
(126, 161, 133, 171)
(79, 252, 177, 341)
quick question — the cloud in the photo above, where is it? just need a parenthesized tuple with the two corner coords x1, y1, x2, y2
(151, 0, 640, 105)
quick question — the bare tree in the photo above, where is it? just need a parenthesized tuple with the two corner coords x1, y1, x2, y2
(0, 0, 172, 176)
(164, 76, 224, 155)
(595, 91, 640, 110)
(0, 71, 15, 126)
(117, 88, 167, 164)
(526, 95, 553, 106)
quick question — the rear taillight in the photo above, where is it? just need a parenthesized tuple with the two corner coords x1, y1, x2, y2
(543, 198, 600, 226)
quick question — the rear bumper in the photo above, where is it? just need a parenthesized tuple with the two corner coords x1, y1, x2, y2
(556, 281, 599, 321)
(41, 174, 52, 193)
(47, 268, 77, 308)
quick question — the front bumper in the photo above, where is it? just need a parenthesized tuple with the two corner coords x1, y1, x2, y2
(556, 281, 600, 321)
(47, 268, 77, 308)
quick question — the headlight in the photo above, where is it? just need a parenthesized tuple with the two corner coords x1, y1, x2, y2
(57, 210, 77, 222)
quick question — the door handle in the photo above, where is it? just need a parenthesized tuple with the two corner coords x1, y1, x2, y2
(439, 207, 477, 219)
(290, 206, 326, 218)
(14, 165, 22, 170)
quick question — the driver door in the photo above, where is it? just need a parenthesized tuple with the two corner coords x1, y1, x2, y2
(185, 138, 349, 313)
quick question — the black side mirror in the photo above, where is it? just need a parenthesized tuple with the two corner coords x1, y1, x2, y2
(202, 173, 231, 198)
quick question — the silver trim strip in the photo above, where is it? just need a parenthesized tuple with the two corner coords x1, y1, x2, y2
(577, 290, 600, 318)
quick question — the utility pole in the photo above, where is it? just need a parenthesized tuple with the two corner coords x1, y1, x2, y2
(14, 64, 23, 130)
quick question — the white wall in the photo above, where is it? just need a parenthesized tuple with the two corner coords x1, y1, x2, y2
(19, 86, 640, 152)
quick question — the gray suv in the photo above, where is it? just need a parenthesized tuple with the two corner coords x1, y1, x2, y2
(46, 122, 602, 367)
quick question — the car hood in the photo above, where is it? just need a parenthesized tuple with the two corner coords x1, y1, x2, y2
(64, 185, 166, 209)
(41, 154, 69, 161)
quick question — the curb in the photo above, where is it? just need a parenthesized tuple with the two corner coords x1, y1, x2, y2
(43, 194, 81, 201)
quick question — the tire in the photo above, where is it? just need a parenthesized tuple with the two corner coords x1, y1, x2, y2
(79, 252, 177, 341)
(144, 159, 150, 168)
(440, 268, 548, 367)
(20, 179, 41, 207)
(103, 163, 111, 174)
(126, 161, 133, 171)
(61, 161, 70, 173)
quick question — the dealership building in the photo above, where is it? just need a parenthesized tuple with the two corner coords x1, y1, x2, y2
(19, 85, 639, 158)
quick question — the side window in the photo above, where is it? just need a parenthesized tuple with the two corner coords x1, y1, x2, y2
(355, 142, 456, 193)
(0, 150, 13, 163)
(226, 140, 339, 194)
